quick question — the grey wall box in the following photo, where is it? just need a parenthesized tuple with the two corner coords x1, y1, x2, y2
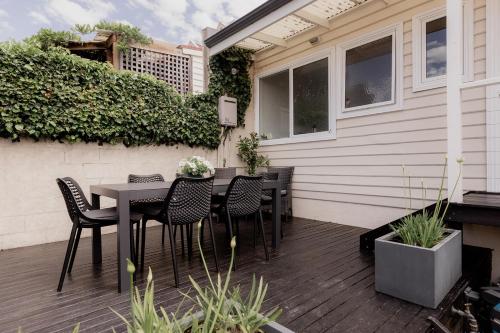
(218, 95, 237, 127)
(375, 229, 462, 309)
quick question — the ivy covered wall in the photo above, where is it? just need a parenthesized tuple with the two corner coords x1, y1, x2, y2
(0, 42, 253, 149)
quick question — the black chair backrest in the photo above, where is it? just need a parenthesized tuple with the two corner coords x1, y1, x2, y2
(56, 177, 91, 223)
(128, 174, 165, 204)
(214, 167, 236, 179)
(223, 176, 263, 217)
(128, 174, 164, 183)
(259, 172, 279, 197)
(268, 167, 294, 191)
(164, 176, 214, 225)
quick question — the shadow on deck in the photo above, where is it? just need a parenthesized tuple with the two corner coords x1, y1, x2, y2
(0, 217, 457, 332)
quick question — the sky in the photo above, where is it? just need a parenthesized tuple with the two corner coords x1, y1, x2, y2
(0, 0, 267, 44)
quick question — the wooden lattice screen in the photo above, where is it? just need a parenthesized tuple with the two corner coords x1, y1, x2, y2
(120, 47, 192, 94)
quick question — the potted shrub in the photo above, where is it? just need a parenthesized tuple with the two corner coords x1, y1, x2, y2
(112, 222, 294, 333)
(177, 156, 215, 178)
(375, 157, 463, 309)
(237, 132, 269, 175)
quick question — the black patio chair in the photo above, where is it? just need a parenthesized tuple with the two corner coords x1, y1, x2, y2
(259, 172, 283, 238)
(138, 176, 218, 287)
(128, 174, 169, 271)
(212, 167, 237, 212)
(213, 176, 269, 267)
(214, 167, 236, 179)
(268, 166, 294, 222)
(56, 177, 142, 292)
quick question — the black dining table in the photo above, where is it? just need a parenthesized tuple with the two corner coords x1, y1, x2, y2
(90, 178, 281, 293)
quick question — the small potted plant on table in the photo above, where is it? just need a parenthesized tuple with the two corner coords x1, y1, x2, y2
(237, 132, 269, 175)
(375, 157, 464, 309)
(177, 156, 215, 178)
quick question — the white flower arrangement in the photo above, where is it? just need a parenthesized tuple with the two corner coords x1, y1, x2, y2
(177, 156, 215, 177)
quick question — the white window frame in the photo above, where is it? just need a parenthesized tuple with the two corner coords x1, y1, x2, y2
(336, 23, 404, 119)
(412, 3, 474, 92)
(255, 47, 336, 146)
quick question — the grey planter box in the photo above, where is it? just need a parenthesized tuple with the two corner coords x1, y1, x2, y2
(375, 229, 462, 309)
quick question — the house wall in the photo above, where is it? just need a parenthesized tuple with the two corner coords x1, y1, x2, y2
(247, 0, 487, 229)
(461, 0, 500, 281)
(0, 140, 216, 250)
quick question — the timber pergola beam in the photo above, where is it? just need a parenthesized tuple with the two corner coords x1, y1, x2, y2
(252, 32, 288, 47)
(294, 9, 330, 28)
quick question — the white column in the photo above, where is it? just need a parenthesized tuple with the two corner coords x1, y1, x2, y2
(446, 0, 463, 202)
(486, 0, 500, 192)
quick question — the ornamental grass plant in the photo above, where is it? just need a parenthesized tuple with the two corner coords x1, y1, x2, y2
(390, 156, 464, 248)
(111, 221, 280, 333)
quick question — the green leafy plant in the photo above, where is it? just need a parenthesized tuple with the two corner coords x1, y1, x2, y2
(0, 39, 254, 148)
(206, 47, 253, 127)
(112, 222, 280, 332)
(237, 132, 270, 175)
(185, 225, 281, 332)
(0, 42, 220, 148)
(390, 156, 464, 248)
(24, 28, 81, 51)
(83, 21, 153, 52)
(111, 260, 191, 333)
(26, 21, 152, 54)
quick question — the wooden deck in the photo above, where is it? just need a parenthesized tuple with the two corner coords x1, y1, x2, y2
(0, 217, 452, 332)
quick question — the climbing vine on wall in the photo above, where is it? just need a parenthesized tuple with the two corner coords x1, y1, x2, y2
(205, 47, 253, 127)
(0, 36, 253, 148)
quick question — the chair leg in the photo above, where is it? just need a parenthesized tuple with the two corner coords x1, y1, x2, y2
(140, 219, 148, 272)
(57, 223, 78, 292)
(235, 217, 240, 253)
(180, 225, 185, 256)
(258, 209, 270, 261)
(187, 224, 193, 260)
(253, 214, 257, 248)
(68, 226, 82, 274)
(207, 215, 219, 272)
(166, 220, 179, 288)
(285, 200, 289, 223)
(162, 224, 166, 245)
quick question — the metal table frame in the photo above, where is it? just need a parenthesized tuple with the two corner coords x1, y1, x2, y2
(90, 178, 281, 292)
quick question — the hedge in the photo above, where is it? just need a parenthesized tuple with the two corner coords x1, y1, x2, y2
(0, 43, 221, 148)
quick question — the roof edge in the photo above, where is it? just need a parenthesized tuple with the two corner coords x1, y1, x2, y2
(204, 0, 292, 48)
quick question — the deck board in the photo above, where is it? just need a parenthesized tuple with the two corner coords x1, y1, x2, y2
(0, 217, 447, 332)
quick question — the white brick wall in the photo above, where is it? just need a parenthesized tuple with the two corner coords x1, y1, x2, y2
(0, 140, 217, 250)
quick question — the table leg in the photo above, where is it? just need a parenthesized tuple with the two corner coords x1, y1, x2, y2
(272, 186, 281, 249)
(91, 193, 102, 265)
(117, 193, 131, 293)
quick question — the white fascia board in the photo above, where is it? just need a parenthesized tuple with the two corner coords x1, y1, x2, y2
(208, 0, 317, 56)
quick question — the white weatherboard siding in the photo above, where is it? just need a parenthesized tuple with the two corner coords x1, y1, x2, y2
(0, 141, 216, 250)
(249, 0, 487, 229)
(462, 0, 500, 281)
(463, 0, 487, 192)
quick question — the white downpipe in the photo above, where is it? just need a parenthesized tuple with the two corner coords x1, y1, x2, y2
(446, 0, 463, 202)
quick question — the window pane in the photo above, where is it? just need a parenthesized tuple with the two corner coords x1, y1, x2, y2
(293, 58, 329, 135)
(345, 36, 393, 108)
(426, 17, 446, 78)
(259, 70, 289, 140)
